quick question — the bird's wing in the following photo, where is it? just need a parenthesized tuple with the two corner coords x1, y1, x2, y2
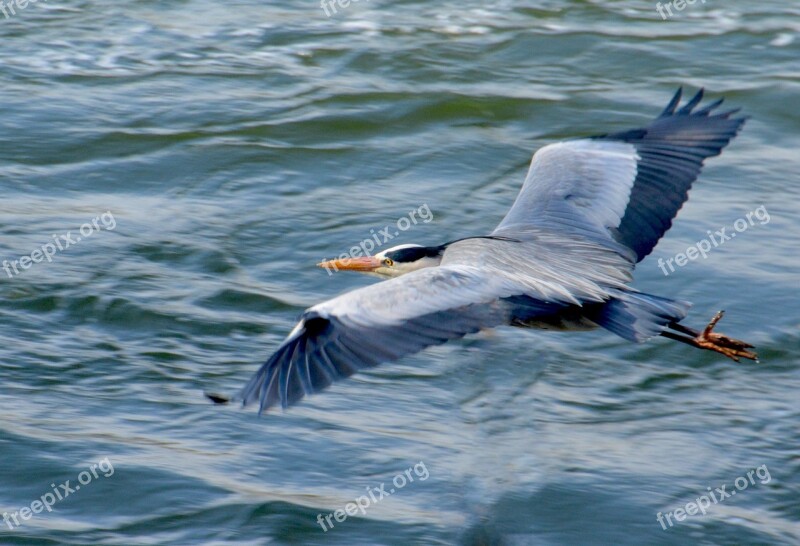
(236, 264, 571, 413)
(493, 88, 747, 262)
(440, 234, 634, 306)
(492, 138, 640, 241)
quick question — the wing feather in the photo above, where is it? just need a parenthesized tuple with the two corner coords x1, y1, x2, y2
(235, 266, 564, 412)
(493, 139, 639, 236)
(493, 88, 746, 262)
(598, 88, 747, 261)
(233, 89, 746, 414)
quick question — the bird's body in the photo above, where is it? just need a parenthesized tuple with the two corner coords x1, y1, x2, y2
(210, 88, 758, 414)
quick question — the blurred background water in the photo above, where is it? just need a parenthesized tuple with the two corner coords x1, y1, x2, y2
(0, 1, 798, 544)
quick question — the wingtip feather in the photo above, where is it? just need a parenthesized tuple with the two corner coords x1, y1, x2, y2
(660, 87, 683, 117)
(678, 88, 705, 115)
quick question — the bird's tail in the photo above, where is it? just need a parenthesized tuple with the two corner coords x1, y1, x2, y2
(591, 290, 691, 343)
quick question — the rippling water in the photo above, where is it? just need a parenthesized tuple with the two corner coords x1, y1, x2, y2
(1, 1, 798, 544)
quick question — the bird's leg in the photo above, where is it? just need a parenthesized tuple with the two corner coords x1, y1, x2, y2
(663, 311, 758, 362)
(667, 321, 700, 337)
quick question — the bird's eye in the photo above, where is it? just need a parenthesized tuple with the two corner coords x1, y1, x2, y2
(383, 258, 394, 267)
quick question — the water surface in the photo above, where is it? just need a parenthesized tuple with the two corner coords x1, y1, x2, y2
(1, 1, 798, 544)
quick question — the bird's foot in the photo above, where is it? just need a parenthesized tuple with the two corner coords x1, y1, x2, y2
(692, 311, 758, 362)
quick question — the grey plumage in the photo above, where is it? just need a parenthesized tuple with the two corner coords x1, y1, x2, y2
(231, 88, 748, 413)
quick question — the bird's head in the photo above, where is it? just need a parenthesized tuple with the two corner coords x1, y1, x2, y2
(317, 243, 444, 278)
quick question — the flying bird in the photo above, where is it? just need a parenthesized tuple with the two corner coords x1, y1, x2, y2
(208, 88, 757, 414)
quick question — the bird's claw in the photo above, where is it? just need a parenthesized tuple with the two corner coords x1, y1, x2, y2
(694, 311, 758, 362)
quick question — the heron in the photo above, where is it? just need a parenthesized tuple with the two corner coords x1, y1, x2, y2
(208, 88, 757, 414)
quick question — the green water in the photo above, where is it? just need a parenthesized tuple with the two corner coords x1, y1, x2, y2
(1, 1, 798, 544)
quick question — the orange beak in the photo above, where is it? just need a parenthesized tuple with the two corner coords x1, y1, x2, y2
(317, 256, 381, 273)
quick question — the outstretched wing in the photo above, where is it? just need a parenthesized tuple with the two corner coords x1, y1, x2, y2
(493, 138, 639, 240)
(493, 88, 747, 262)
(237, 265, 568, 413)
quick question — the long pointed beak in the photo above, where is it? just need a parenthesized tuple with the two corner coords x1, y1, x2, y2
(317, 256, 381, 273)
